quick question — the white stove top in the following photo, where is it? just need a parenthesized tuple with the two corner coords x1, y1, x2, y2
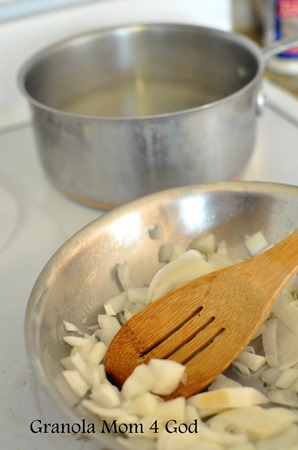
(0, 80, 298, 449)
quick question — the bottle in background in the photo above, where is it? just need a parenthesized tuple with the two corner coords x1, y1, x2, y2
(264, 0, 298, 75)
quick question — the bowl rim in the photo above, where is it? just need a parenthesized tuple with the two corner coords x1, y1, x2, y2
(24, 180, 298, 445)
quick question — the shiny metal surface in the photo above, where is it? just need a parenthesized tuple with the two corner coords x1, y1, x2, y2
(19, 24, 265, 207)
(25, 181, 298, 448)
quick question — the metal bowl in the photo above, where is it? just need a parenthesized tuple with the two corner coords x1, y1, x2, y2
(25, 181, 298, 448)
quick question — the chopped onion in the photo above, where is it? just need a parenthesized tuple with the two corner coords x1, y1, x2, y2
(60, 230, 298, 449)
(236, 351, 266, 372)
(63, 320, 78, 332)
(159, 243, 185, 263)
(208, 406, 298, 440)
(268, 389, 298, 408)
(62, 370, 89, 397)
(147, 250, 213, 302)
(103, 291, 127, 315)
(90, 382, 121, 407)
(244, 231, 270, 256)
(188, 387, 268, 410)
(187, 233, 217, 255)
(87, 341, 107, 365)
(208, 374, 242, 391)
(63, 335, 90, 348)
(147, 359, 186, 396)
(117, 261, 137, 290)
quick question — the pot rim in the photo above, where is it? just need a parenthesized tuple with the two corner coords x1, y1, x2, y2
(18, 22, 265, 122)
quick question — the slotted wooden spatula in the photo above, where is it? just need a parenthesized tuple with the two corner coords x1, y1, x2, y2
(105, 229, 298, 399)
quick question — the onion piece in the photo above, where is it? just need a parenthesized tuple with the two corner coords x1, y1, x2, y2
(268, 389, 298, 408)
(154, 397, 185, 422)
(196, 421, 249, 447)
(90, 383, 121, 407)
(62, 370, 89, 397)
(147, 359, 186, 396)
(103, 291, 127, 315)
(208, 406, 298, 440)
(159, 243, 185, 263)
(148, 251, 214, 302)
(261, 367, 282, 386)
(272, 294, 298, 336)
(82, 399, 127, 418)
(188, 387, 268, 410)
(127, 287, 148, 304)
(122, 364, 155, 400)
(87, 341, 107, 365)
(244, 231, 270, 256)
(156, 427, 204, 450)
(208, 374, 242, 391)
(147, 249, 206, 300)
(232, 360, 251, 377)
(207, 252, 237, 270)
(117, 261, 137, 290)
(130, 392, 162, 417)
(63, 320, 78, 332)
(187, 233, 217, 254)
(63, 335, 91, 348)
(275, 369, 298, 389)
(262, 318, 279, 367)
(276, 321, 298, 369)
(256, 425, 298, 450)
(97, 314, 121, 330)
(236, 351, 266, 372)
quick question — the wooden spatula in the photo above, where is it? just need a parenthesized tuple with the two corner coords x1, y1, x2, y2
(105, 229, 298, 399)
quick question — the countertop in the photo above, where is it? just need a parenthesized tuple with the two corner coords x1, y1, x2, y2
(0, 84, 298, 448)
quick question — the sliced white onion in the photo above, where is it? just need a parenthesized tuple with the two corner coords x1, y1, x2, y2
(154, 397, 185, 422)
(87, 341, 107, 365)
(208, 406, 298, 440)
(208, 374, 242, 391)
(130, 392, 162, 417)
(127, 287, 148, 304)
(82, 399, 127, 418)
(147, 249, 209, 302)
(188, 387, 268, 410)
(117, 261, 137, 290)
(103, 291, 127, 315)
(159, 243, 185, 263)
(63, 335, 90, 348)
(261, 367, 282, 386)
(90, 382, 121, 407)
(62, 370, 89, 397)
(268, 389, 298, 408)
(63, 320, 79, 332)
(244, 231, 270, 256)
(60, 230, 298, 449)
(275, 369, 298, 389)
(147, 359, 185, 396)
(236, 351, 266, 372)
(262, 318, 279, 367)
(188, 233, 217, 255)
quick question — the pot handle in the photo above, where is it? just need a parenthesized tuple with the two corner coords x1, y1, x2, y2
(262, 35, 298, 61)
(255, 35, 298, 116)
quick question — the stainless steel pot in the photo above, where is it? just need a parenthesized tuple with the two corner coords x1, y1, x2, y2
(19, 24, 298, 208)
